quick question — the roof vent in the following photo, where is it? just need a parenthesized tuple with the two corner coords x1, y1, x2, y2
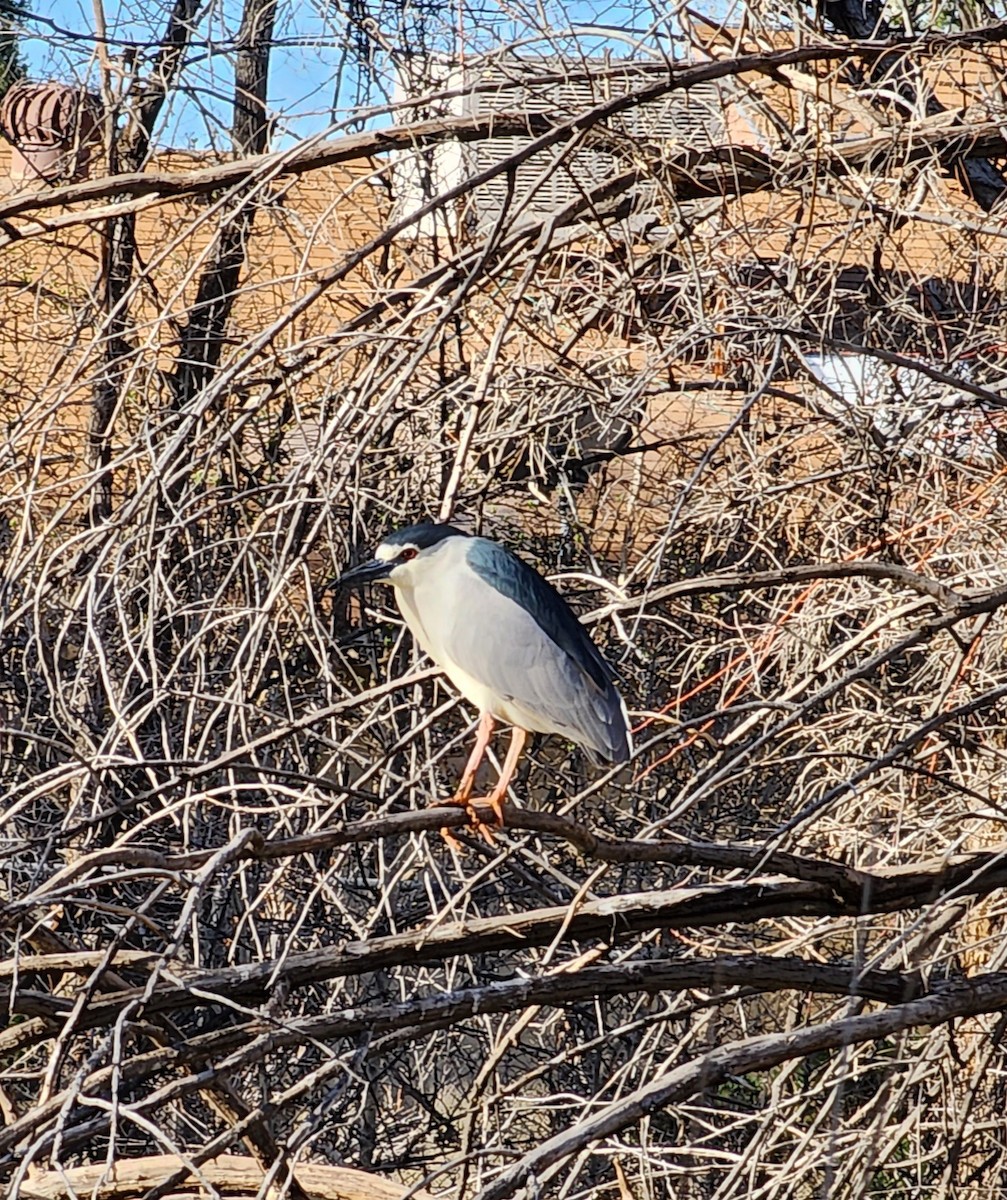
(0, 81, 102, 186)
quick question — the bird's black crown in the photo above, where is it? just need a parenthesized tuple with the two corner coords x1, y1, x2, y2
(382, 523, 469, 550)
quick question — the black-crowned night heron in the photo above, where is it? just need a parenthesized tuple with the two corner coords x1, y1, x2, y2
(336, 523, 631, 824)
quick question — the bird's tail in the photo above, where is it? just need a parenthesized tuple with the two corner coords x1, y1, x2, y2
(583, 687, 631, 767)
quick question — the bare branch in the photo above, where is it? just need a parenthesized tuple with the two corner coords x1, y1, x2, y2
(475, 971, 1007, 1200)
(19, 1154, 422, 1200)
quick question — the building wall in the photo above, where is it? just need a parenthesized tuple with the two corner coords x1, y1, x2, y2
(0, 146, 389, 506)
(2, 37, 1004, 534)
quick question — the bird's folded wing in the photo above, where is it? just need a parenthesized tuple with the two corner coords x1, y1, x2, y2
(443, 575, 627, 761)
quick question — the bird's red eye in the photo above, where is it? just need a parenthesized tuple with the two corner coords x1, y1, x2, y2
(400, 547, 418, 561)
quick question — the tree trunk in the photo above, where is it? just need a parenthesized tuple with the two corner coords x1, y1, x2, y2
(88, 0, 204, 526)
(168, 0, 276, 409)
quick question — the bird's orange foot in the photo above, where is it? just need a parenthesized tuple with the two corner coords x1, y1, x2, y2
(464, 791, 508, 828)
(487, 792, 507, 827)
(429, 793, 498, 847)
(465, 797, 503, 845)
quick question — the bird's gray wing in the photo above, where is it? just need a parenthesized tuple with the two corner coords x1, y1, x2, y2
(466, 537, 615, 690)
(440, 545, 629, 763)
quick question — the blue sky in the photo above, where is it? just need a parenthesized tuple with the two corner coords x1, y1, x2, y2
(22, 0, 354, 147)
(19, 0, 696, 148)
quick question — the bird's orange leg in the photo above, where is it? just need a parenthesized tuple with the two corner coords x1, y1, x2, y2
(451, 712, 495, 805)
(481, 726, 527, 826)
(433, 713, 497, 847)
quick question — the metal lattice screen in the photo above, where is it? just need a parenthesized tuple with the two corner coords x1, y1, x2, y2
(392, 55, 730, 235)
(462, 60, 728, 229)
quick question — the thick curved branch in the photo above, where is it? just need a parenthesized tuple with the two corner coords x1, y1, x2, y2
(4, 850, 1005, 1056)
(9, 806, 1007, 930)
(589, 559, 970, 620)
(3, 113, 1006, 248)
(0, 952, 919, 1047)
(474, 971, 1007, 1200)
(0, 953, 920, 1160)
(0, 35, 1005, 230)
(19, 1154, 420, 1200)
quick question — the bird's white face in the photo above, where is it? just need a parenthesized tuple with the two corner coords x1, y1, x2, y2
(373, 540, 426, 587)
(335, 527, 463, 592)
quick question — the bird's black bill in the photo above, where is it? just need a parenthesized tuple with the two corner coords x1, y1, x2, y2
(329, 558, 392, 588)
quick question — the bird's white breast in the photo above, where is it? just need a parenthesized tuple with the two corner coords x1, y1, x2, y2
(392, 539, 541, 727)
(394, 575, 491, 709)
